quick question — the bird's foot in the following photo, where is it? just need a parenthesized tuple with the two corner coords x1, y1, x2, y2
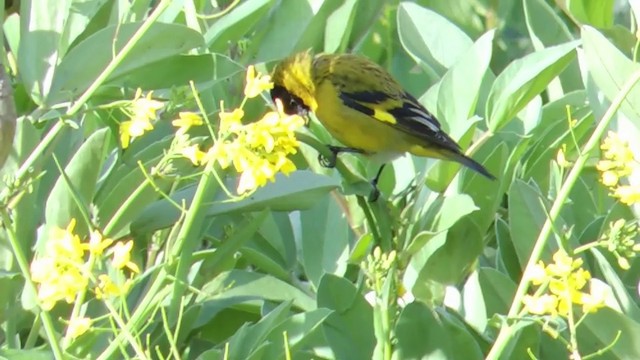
(318, 145, 363, 168)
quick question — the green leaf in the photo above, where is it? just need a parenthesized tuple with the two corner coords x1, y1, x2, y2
(106, 54, 240, 90)
(523, 0, 582, 96)
(523, 0, 574, 50)
(581, 26, 640, 125)
(300, 196, 351, 289)
(508, 180, 559, 267)
(579, 307, 640, 359)
(47, 22, 204, 104)
(224, 302, 292, 360)
(568, 0, 615, 28)
(318, 274, 375, 360)
(131, 170, 339, 234)
(262, 308, 333, 359)
(204, 0, 274, 51)
(495, 218, 521, 281)
(324, 0, 358, 53)
(18, 0, 72, 103)
(487, 41, 578, 132)
(244, 0, 343, 62)
(45, 128, 109, 233)
(462, 268, 517, 333)
(394, 302, 482, 359)
(437, 30, 495, 135)
(198, 270, 315, 312)
(397, 2, 472, 73)
(591, 249, 640, 322)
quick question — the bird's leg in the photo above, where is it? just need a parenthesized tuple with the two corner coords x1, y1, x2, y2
(318, 145, 364, 168)
(368, 164, 386, 202)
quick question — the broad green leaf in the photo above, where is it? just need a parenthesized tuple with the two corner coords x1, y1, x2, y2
(524, 0, 574, 50)
(495, 218, 521, 281)
(205, 0, 274, 51)
(581, 26, 640, 125)
(568, 0, 614, 28)
(437, 30, 495, 134)
(487, 41, 578, 132)
(131, 170, 339, 234)
(198, 270, 315, 311)
(106, 54, 240, 90)
(300, 196, 351, 289)
(262, 308, 333, 359)
(245, 0, 343, 62)
(591, 249, 640, 322)
(241, 213, 297, 280)
(462, 268, 517, 333)
(95, 138, 176, 238)
(318, 274, 375, 360)
(18, 0, 72, 103)
(579, 307, 640, 359)
(47, 22, 204, 104)
(45, 128, 109, 232)
(324, 0, 358, 53)
(397, 2, 472, 73)
(405, 194, 478, 256)
(223, 302, 292, 360)
(394, 302, 483, 359)
(523, 0, 582, 96)
(508, 180, 559, 267)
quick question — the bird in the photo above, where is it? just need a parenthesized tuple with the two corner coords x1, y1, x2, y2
(270, 50, 495, 200)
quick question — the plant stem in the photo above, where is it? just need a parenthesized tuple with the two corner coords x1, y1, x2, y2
(486, 68, 640, 360)
(0, 210, 64, 359)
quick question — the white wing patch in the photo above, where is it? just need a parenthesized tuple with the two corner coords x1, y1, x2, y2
(408, 106, 440, 133)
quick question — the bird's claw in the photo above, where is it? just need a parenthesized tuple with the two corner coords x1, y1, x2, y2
(368, 186, 381, 202)
(318, 152, 337, 168)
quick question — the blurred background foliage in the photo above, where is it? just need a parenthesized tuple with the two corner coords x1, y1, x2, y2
(0, 0, 640, 359)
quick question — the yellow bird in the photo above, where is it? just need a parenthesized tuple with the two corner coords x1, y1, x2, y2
(270, 51, 495, 199)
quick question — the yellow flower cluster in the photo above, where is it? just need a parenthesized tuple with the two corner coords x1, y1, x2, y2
(119, 89, 164, 149)
(597, 131, 640, 205)
(210, 101, 304, 193)
(523, 250, 605, 317)
(118, 66, 304, 195)
(30, 219, 90, 311)
(169, 66, 305, 194)
(30, 219, 139, 311)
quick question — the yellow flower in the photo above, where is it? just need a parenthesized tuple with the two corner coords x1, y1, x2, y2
(111, 240, 140, 273)
(556, 144, 571, 168)
(526, 262, 547, 285)
(523, 294, 558, 315)
(244, 65, 273, 98)
(46, 219, 84, 261)
(172, 111, 203, 135)
(613, 185, 640, 205)
(86, 230, 113, 256)
(30, 219, 93, 310)
(219, 107, 244, 134)
(67, 316, 91, 339)
(600, 171, 619, 187)
(119, 89, 163, 149)
(578, 285, 606, 313)
(128, 89, 164, 122)
(180, 144, 207, 166)
(95, 274, 131, 299)
(119, 118, 154, 149)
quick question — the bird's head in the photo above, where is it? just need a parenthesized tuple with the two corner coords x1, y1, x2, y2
(270, 50, 317, 116)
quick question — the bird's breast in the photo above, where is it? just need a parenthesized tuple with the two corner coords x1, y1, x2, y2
(313, 81, 409, 155)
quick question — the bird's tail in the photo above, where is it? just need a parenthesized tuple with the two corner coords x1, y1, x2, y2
(446, 150, 495, 180)
(409, 144, 496, 180)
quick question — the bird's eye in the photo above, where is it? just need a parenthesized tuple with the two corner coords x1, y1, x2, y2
(270, 85, 309, 115)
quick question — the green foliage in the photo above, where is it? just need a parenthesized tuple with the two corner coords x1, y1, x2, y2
(1, 0, 640, 359)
